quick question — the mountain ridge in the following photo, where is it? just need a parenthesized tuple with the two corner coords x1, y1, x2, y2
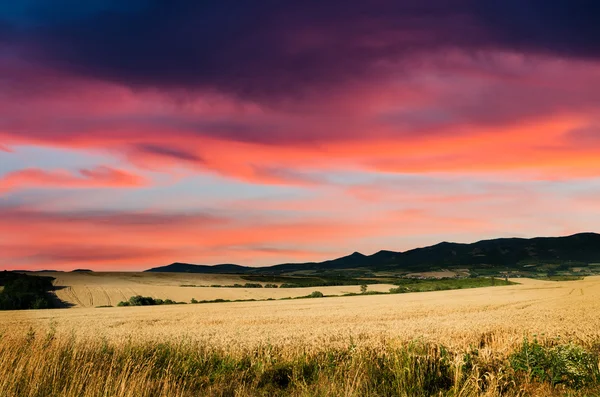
(145, 232, 600, 276)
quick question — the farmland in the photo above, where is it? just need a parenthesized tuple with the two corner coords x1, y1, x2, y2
(32, 271, 398, 308)
(3, 276, 599, 348)
(1, 276, 600, 395)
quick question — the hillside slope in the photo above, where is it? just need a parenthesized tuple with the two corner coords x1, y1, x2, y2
(146, 233, 600, 276)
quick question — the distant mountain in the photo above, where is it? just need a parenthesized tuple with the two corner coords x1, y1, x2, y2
(71, 269, 94, 272)
(144, 233, 600, 275)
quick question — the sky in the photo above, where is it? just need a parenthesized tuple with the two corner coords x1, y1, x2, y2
(1, 1, 600, 271)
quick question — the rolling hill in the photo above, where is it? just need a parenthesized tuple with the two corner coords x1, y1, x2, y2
(146, 232, 600, 277)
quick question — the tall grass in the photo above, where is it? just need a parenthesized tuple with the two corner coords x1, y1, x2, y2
(1, 330, 599, 397)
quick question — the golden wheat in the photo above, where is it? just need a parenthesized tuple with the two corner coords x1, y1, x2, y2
(36, 271, 396, 308)
(2, 277, 600, 396)
(2, 276, 599, 353)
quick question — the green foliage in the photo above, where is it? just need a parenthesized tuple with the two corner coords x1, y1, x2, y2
(242, 283, 263, 288)
(0, 272, 56, 310)
(360, 284, 368, 294)
(117, 295, 183, 307)
(509, 338, 600, 388)
(264, 283, 278, 288)
(190, 298, 231, 304)
(389, 286, 409, 294)
(391, 277, 514, 294)
(307, 291, 323, 298)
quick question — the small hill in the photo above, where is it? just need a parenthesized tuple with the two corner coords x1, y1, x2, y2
(146, 263, 252, 274)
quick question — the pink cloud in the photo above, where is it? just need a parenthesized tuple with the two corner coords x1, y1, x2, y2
(1, 52, 599, 184)
(0, 166, 147, 192)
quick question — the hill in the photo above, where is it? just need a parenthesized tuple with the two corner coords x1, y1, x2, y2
(146, 232, 600, 277)
(146, 263, 252, 274)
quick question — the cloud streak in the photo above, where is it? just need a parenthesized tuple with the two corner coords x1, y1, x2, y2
(0, 167, 147, 192)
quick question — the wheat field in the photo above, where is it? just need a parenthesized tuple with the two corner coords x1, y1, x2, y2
(2, 276, 600, 396)
(3, 276, 600, 350)
(32, 271, 396, 308)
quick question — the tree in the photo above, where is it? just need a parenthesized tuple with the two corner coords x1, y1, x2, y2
(360, 284, 368, 294)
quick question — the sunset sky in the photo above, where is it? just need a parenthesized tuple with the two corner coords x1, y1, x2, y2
(1, 1, 600, 271)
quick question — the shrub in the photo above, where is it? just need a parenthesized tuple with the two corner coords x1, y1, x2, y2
(509, 338, 600, 388)
(308, 291, 324, 298)
(279, 283, 300, 288)
(0, 272, 56, 310)
(117, 296, 183, 307)
(264, 284, 279, 288)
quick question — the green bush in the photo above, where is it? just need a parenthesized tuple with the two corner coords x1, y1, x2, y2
(307, 291, 324, 298)
(243, 283, 263, 288)
(279, 283, 300, 288)
(0, 272, 56, 310)
(117, 295, 183, 307)
(509, 338, 600, 388)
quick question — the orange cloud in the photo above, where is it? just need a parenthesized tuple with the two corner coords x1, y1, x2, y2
(0, 167, 147, 192)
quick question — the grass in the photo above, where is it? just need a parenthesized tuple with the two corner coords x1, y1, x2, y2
(390, 277, 515, 293)
(1, 331, 599, 396)
(544, 276, 584, 282)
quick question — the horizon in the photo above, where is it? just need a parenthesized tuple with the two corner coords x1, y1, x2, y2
(9, 231, 598, 273)
(2, 2, 600, 272)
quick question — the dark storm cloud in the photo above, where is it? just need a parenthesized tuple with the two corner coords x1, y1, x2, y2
(1, 1, 599, 100)
(474, 1, 600, 58)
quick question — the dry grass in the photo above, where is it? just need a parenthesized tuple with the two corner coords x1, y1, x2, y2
(1, 276, 600, 396)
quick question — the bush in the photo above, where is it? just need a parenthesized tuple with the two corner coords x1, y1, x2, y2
(264, 284, 278, 288)
(279, 283, 300, 288)
(117, 296, 183, 307)
(509, 338, 600, 388)
(0, 272, 56, 310)
(307, 291, 324, 298)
